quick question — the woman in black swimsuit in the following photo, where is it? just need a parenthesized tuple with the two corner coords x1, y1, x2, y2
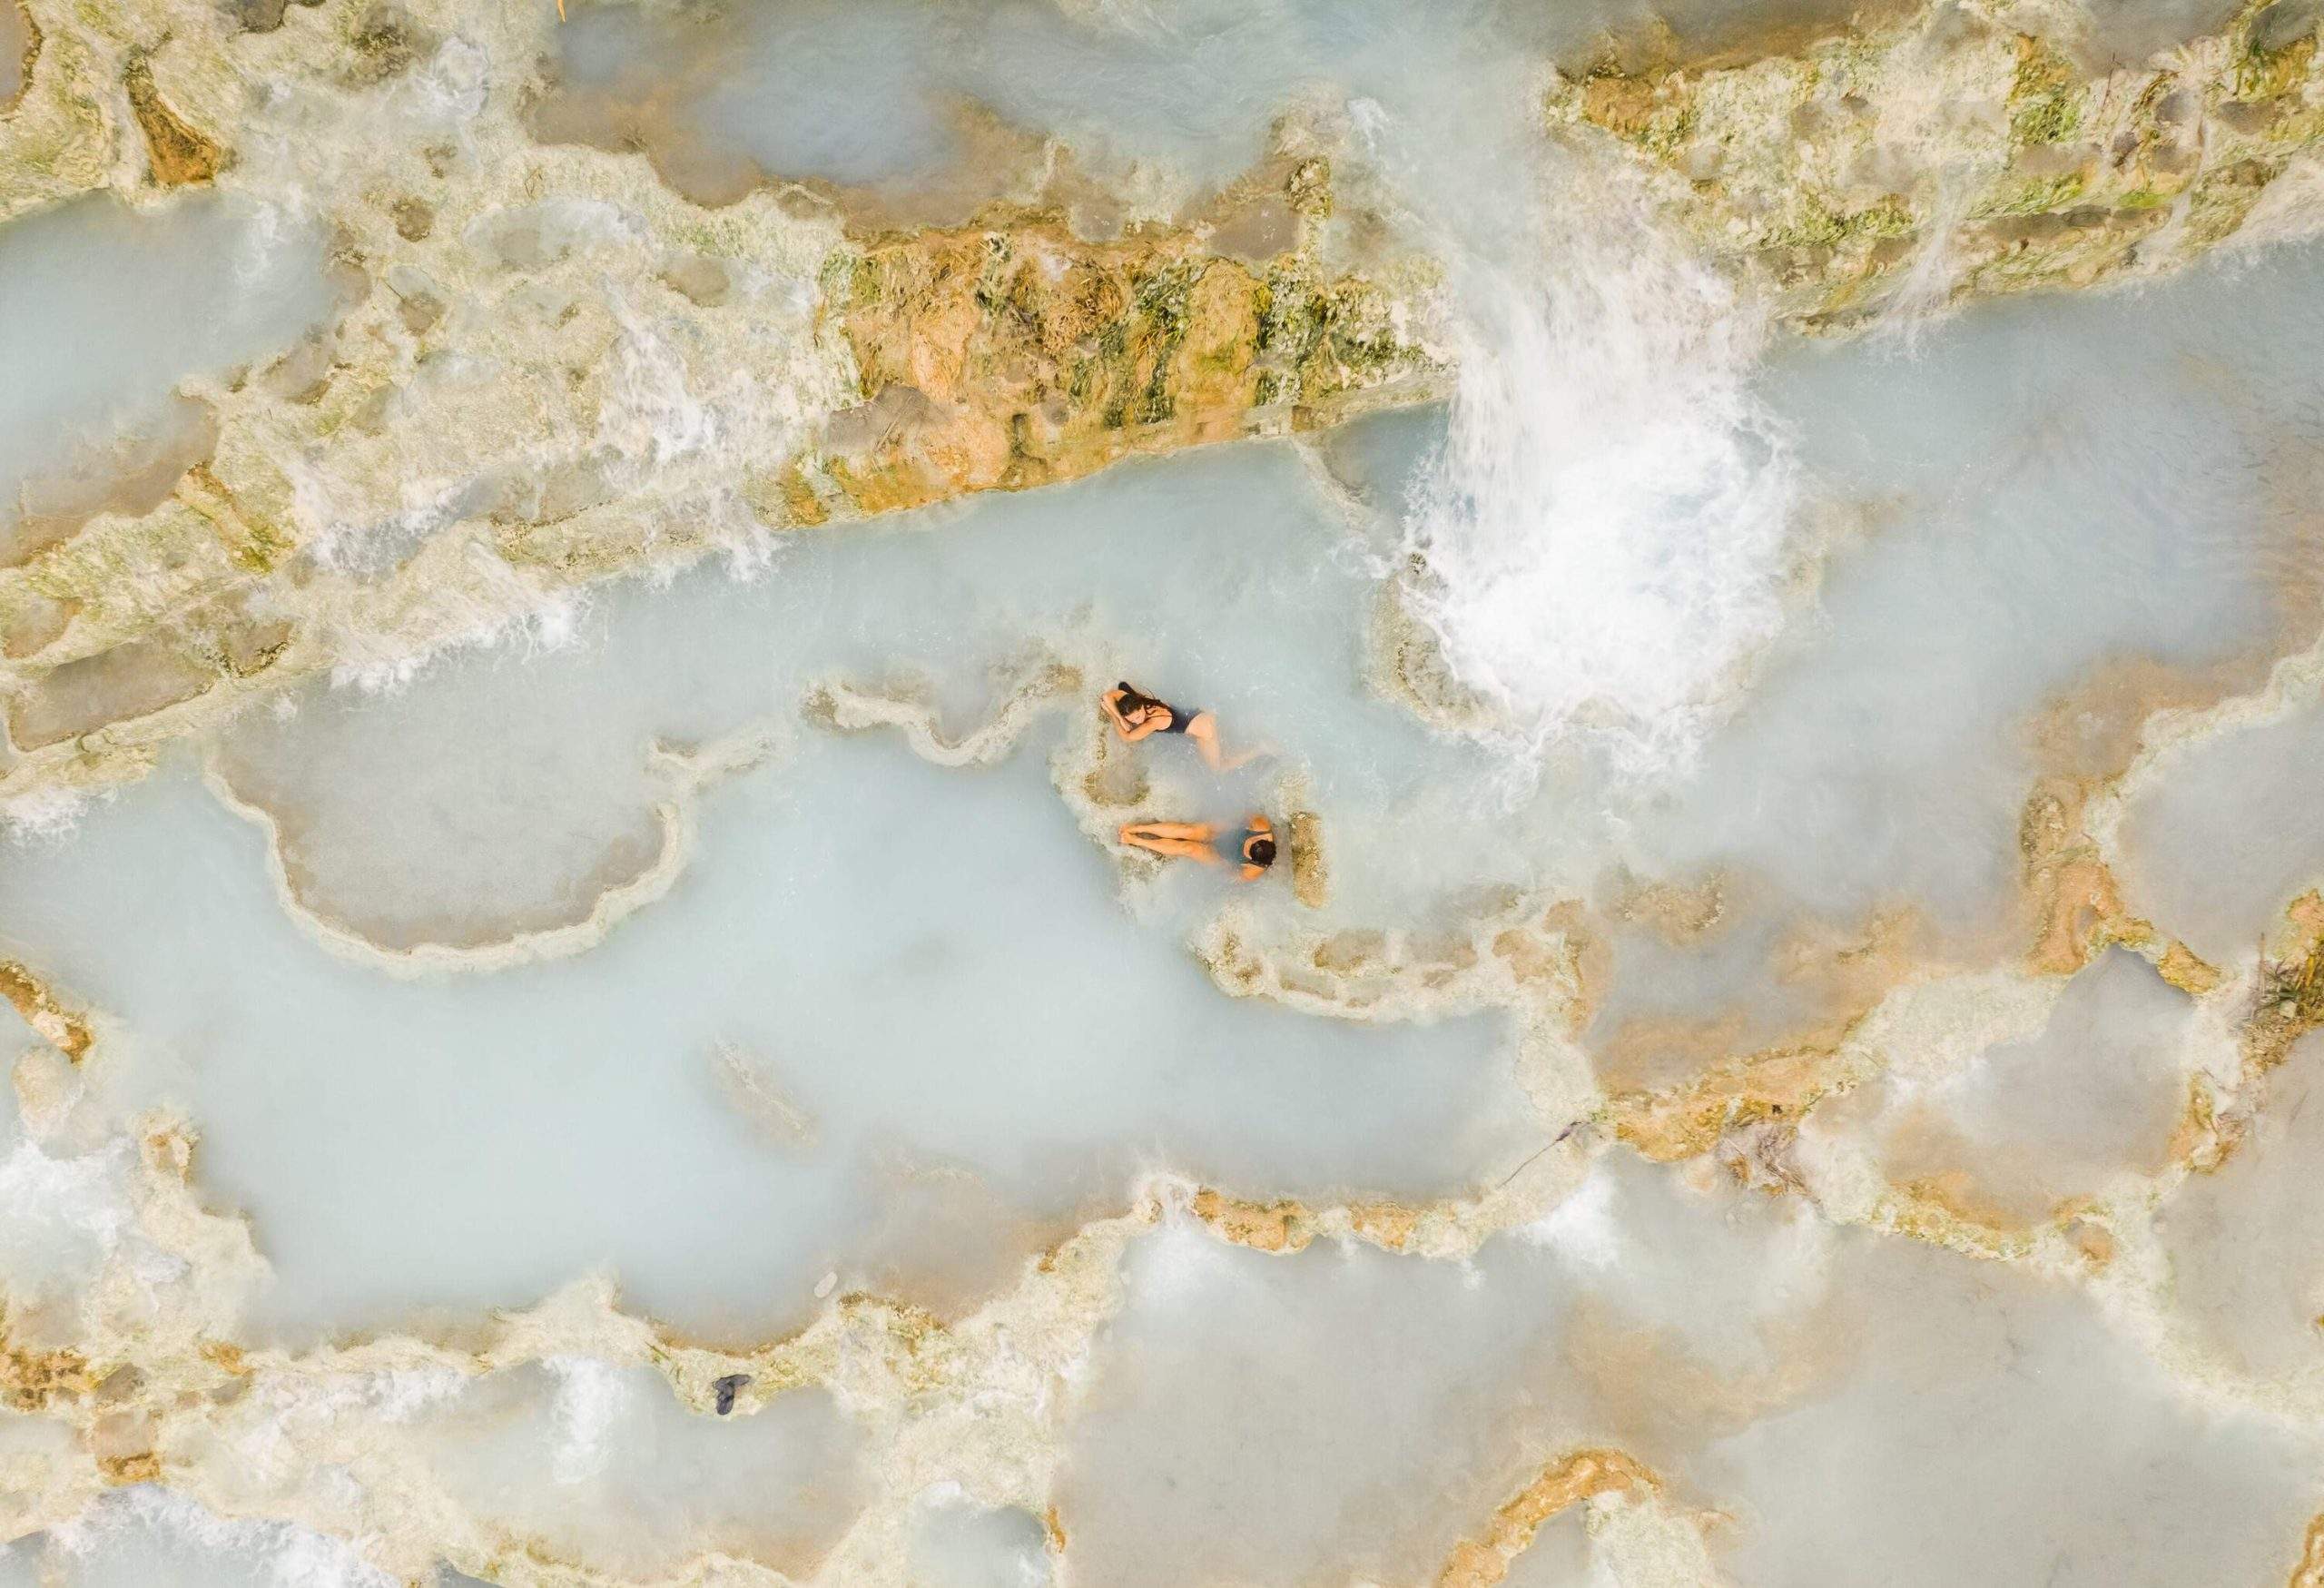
(1101, 682, 1263, 772)
(1118, 814, 1277, 882)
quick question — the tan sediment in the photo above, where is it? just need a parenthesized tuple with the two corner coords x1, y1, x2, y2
(2020, 777, 2158, 975)
(2289, 1510, 2324, 1588)
(2016, 637, 2324, 981)
(2180, 892, 2324, 1172)
(2, 402, 218, 577)
(0, 957, 94, 1060)
(1345, 1199, 1424, 1250)
(1433, 1448, 1661, 1588)
(1594, 903, 1934, 1100)
(1188, 1189, 1308, 1253)
(2086, 625, 2324, 955)
(1197, 889, 1599, 1027)
(2154, 939, 2226, 993)
(0, 1338, 94, 1412)
(1612, 872, 1730, 945)
(7, 637, 217, 751)
(1873, 1174, 2037, 1262)
(1287, 808, 1328, 908)
(2, 2, 36, 118)
(1610, 1041, 1864, 1163)
(1179, 1177, 1500, 1259)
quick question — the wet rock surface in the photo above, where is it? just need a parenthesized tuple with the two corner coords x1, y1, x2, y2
(2, 0, 2324, 1583)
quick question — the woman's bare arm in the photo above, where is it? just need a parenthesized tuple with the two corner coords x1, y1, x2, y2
(1101, 689, 1139, 737)
(1106, 691, 1167, 743)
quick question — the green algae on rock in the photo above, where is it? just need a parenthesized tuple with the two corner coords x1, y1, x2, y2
(1551, 0, 2324, 327)
(798, 212, 1437, 518)
(0, 0, 1440, 818)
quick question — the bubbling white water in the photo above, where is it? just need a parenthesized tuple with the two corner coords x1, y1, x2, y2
(1399, 153, 1800, 781)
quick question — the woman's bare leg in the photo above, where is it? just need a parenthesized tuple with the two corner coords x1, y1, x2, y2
(1184, 714, 1268, 773)
(1118, 830, 1222, 864)
(1119, 827, 1226, 851)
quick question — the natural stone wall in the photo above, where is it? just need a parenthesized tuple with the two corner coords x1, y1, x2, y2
(0, 0, 1433, 817)
(0, 0, 2319, 814)
(1553, 0, 2324, 328)
(797, 213, 1432, 518)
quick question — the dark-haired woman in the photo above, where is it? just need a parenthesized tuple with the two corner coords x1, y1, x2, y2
(1117, 814, 1278, 882)
(1101, 682, 1263, 772)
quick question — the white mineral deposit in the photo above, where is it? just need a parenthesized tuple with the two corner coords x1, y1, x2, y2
(3, 0, 2322, 1583)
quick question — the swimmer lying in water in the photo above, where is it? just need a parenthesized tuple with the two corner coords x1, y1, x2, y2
(1102, 682, 1265, 772)
(1118, 815, 1277, 882)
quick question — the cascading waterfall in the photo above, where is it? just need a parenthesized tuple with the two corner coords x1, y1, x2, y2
(1395, 142, 1802, 780)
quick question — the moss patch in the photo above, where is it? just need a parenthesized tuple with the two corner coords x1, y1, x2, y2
(123, 56, 227, 185)
(2008, 35, 2084, 147)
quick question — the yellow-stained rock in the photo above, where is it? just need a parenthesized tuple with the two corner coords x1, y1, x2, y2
(123, 55, 226, 186)
(1188, 1188, 1311, 1254)
(813, 218, 1433, 516)
(1434, 1448, 1661, 1588)
(0, 959, 94, 1061)
(1610, 1043, 1856, 1162)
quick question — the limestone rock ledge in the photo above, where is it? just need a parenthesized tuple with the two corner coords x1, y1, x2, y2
(2, 0, 2321, 815)
(0, 0, 1435, 817)
(1553, 0, 2324, 328)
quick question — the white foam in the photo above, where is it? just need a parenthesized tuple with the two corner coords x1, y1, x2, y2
(1394, 138, 1799, 781)
(48, 1485, 397, 1588)
(3, 784, 101, 841)
(1516, 1163, 1621, 1269)
(0, 1137, 133, 1292)
(543, 1355, 634, 1485)
(324, 587, 587, 695)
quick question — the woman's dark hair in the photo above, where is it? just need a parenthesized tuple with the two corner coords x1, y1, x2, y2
(1115, 682, 1167, 715)
(1247, 837, 1278, 867)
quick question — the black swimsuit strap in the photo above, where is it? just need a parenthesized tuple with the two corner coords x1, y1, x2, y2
(1120, 687, 1193, 730)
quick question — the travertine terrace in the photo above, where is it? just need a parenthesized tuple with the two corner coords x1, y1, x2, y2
(3, 0, 2324, 1583)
